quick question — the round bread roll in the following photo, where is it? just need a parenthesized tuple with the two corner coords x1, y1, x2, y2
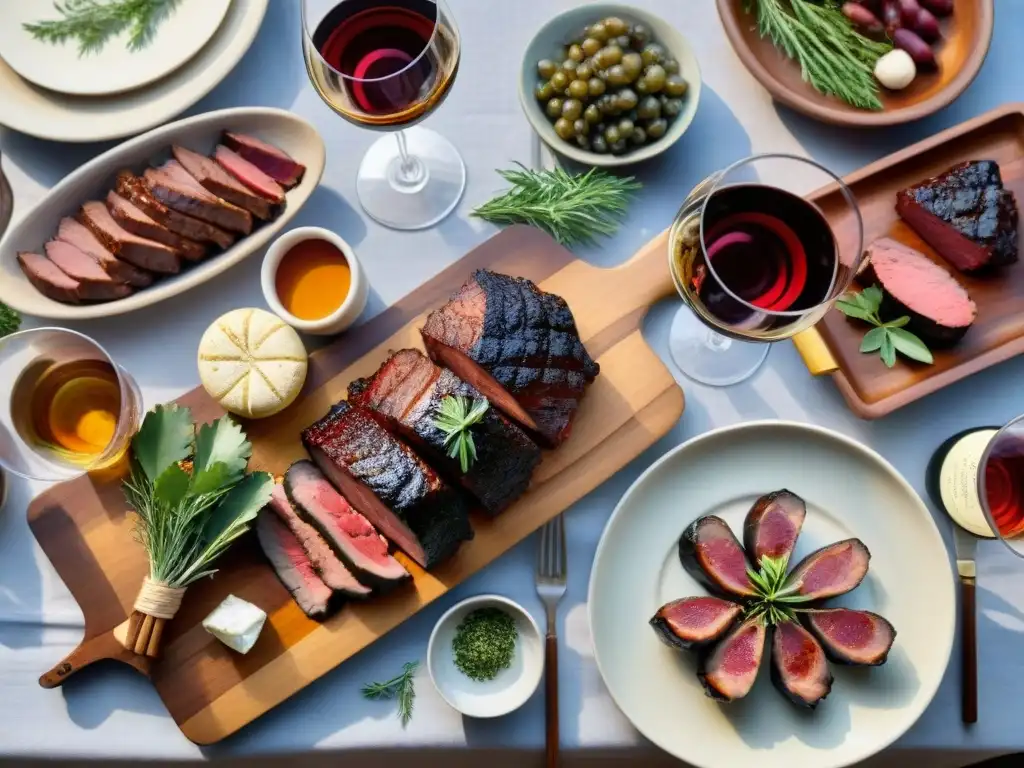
(198, 308, 308, 419)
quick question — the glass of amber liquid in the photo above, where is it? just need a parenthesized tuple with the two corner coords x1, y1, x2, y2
(0, 328, 142, 481)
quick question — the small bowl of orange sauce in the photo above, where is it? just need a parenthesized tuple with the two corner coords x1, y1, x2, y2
(261, 227, 368, 336)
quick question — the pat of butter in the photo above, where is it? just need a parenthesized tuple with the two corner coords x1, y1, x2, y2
(202, 595, 267, 654)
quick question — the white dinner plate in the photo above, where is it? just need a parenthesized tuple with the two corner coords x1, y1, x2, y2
(0, 106, 325, 320)
(0, 0, 266, 142)
(589, 421, 955, 768)
(0, 0, 232, 96)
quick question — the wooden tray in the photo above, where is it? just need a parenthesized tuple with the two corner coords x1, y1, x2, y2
(28, 226, 684, 745)
(793, 103, 1024, 418)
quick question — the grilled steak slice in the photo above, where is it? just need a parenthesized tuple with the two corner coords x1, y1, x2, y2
(43, 241, 132, 301)
(80, 201, 180, 274)
(214, 145, 286, 205)
(302, 401, 473, 569)
(896, 160, 1019, 271)
(256, 512, 334, 619)
(116, 171, 235, 249)
(144, 163, 253, 234)
(17, 251, 81, 303)
(349, 349, 541, 515)
(223, 131, 306, 188)
(172, 145, 279, 220)
(421, 270, 600, 447)
(266, 484, 372, 599)
(57, 217, 153, 287)
(106, 191, 206, 261)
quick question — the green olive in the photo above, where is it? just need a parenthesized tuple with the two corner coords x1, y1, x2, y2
(604, 16, 628, 36)
(568, 44, 584, 62)
(550, 71, 569, 92)
(663, 59, 681, 75)
(641, 43, 666, 66)
(630, 24, 652, 48)
(662, 98, 684, 118)
(562, 99, 583, 121)
(616, 87, 638, 111)
(588, 22, 609, 42)
(664, 75, 688, 98)
(646, 118, 668, 140)
(604, 125, 622, 144)
(562, 59, 578, 76)
(591, 135, 610, 154)
(573, 118, 588, 136)
(637, 95, 661, 120)
(537, 59, 558, 80)
(607, 65, 630, 87)
(621, 52, 643, 80)
(584, 104, 602, 123)
(610, 139, 628, 154)
(581, 37, 602, 57)
(546, 98, 564, 119)
(636, 79, 650, 95)
(596, 45, 623, 69)
(568, 79, 590, 100)
(587, 77, 606, 97)
(575, 62, 594, 81)
(599, 95, 620, 116)
(535, 81, 554, 101)
(617, 118, 635, 139)
(630, 126, 647, 145)
(575, 134, 591, 150)
(642, 64, 667, 93)
(554, 117, 576, 141)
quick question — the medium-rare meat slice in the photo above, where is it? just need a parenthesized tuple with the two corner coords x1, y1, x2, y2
(256, 512, 334, 619)
(144, 164, 253, 234)
(302, 401, 473, 569)
(79, 201, 181, 274)
(106, 192, 206, 261)
(896, 160, 1019, 271)
(743, 489, 806, 568)
(223, 131, 306, 188)
(770, 620, 833, 708)
(678, 516, 756, 599)
(283, 461, 409, 591)
(800, 608, 896, 666)
(698, 616, 767, 702)
(172, 145, 279, 220)
(783, 539, 871, 602)
(650, 597, 743, 651)
(348, 349, 541, 516)
(57, 217, 153, 287)
(43, 241, 132, 301)
(266, 484, 372, 599)
(421, 270, 600, 447)
(17, 252, 81, 304)
(116, 171, 235, 249)
(864, 237, 977, 347)
(214, 145, 286, 205)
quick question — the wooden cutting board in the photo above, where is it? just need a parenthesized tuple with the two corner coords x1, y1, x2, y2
(28, 225, 684, 745)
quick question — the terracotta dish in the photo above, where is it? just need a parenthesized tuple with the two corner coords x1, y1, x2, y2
(716, 0, 994, 127)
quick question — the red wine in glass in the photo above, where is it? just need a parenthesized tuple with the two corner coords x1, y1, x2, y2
(983, 436, 1024, 538)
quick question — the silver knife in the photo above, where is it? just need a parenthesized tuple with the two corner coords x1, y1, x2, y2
(953, 525, 978, 724)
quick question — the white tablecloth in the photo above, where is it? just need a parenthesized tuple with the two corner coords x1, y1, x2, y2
(1, 0, 1023, 761)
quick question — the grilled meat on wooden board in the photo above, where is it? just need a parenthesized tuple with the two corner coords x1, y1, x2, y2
(743, 489, 806, 568)
(57, 217, 154, 287)
(302, 402, 473, 569)
(678, 516, 756, 600)
(770, 620, 833, 708)
(698, 616, 767, 702)
(650, 597, 743, 651)
(172, 145, 279, 221)
(79, 201, 181, 274)
(17, 251, 82, 303)
(106, 192, 207, 262)
(348, 349, 541, 516)
(800, 608, 896, 666)
(896, 160, 1019, 271)
(116, 171, 236, 249)
(214, 145, 287, 205)
(421, 270, 600, 448)
(256, 512, 335, 619)
(43, 241, 132, 301)
(223, 131, 306, 188)
(144, 163, 253, 235)
(783, 539, 871, 602)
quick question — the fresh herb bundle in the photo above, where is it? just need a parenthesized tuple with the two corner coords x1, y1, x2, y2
(452, 608, 518, 682)
(472, 164, 641, 247)
(432, 395, 489, 473)
(745, 554, 814, 626)
(24, 0, 182, 56)
(0, 302, 21, 339)
(836, 285, 934, 368)
(362, 661, 419, 727)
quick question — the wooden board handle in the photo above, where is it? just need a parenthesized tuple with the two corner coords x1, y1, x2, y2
(545, 633, 559, 768)
(792, 327, 839, 376)
(961, 578, 978, 724)
(605, 229, 676, 316)
(39, 626, 151, 689)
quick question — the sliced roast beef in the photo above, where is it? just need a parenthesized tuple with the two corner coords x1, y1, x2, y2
(302, 401, 473, 569)
(650, 597, 743, 651)
(222, 131, 306, 188)
(214, 145, 286, 205)
(896, 160, 1019, 271)
(678, 516, 756, 599)
(698, 616, 767, 702)
(106, 192, 206, 261)
(57, 217, 153, 287)
(43, 241, 132, 301)
(421, 270, 600, 447)
(743, 489, 806, 568)
(266, 484, 372, 599)
(800, 608, 896, 666)
(79, 201, 181, 275)
(863, 237, 977, 347)
(770, 620, 833, 708)
(348, 349, 541, 516)
(144, 164, 253, 234)
(172, 145, 279, 220)
(116, 171, 235, 249)
(783, 539, 871, 602)
(283, 461, 409, 591)
(17, 251, 81, 304)
(256, 512, 334, 619)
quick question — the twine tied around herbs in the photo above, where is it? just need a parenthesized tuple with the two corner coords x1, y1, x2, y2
(121, 577, 187, 658)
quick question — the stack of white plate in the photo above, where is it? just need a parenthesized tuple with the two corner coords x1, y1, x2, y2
(0, 0, 268, 142)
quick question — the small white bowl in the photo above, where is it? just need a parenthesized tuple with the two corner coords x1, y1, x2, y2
(261, 226, 369, 336)
(427, 594, 544, 719)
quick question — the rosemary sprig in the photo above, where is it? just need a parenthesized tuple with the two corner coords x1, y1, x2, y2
(0, 302, 21, 339)
(24, 0, 182, 57)
(362, 661, 419, 727)
(744, 554, 816, 626)
(432, 396, 489, 473)
(472, 164, 641, 247)
(835, 284, 934, 368)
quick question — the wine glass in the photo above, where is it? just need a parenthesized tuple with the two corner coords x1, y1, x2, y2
(667, 153, 865, 386)
(302, 0, 465, 231)
(979, 414, 1024, 557)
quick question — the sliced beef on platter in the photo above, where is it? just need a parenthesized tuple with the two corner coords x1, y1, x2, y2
(698, 616, 767, 702)
(266, 483, 372, 600)
(743, 489, 806, 568)
(116, 171, 235, 249)
(56, 217, 154, 287)
(43, 241, 132, 301)
(896, 160, 1019, 271)
(421, 269, 600, 448)
(283, 461, 409, 592)
(17, 251, 81, 304)
(650, 596, 743, 651)
(770, 620, 834, 709)
(783, 539, 871, 602)
(172, 145, 279, 220)
(302, 401, 473, 569)
(106, 191, 207, 262)
(214, 145, 286, 205)
(678, 515, 756, 600)
(222, 131, 306, 188)
(79, 201, 181, 275)
(800, 608, 896, 666)
(348, 349, 541, 516)
(144, 163, 253, 235)
(256, 512, 335, 619)
(864, 237, 977, 347)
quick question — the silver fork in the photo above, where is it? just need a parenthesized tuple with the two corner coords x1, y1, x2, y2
(537, 515, 567, 768)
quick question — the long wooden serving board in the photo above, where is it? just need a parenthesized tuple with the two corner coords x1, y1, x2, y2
(28, 226, 684, 745)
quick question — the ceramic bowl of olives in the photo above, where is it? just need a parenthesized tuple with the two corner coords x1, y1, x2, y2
(519, 4, 701, 167)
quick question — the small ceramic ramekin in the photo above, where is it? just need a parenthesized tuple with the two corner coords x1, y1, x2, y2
(261, 226, 368, 336)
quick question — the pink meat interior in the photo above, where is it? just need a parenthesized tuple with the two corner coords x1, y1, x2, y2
(721, 624, 763, 676)
(870, 238, 977, 327)
(814, 609, 874, 648)
(699, 535, 751, 591)
(799, 541, 866, 594)
(668, 597, 733, 628)
(303, 474, 393, 565)
(757, 507, 798, 559)
(777, 622, 818, 677)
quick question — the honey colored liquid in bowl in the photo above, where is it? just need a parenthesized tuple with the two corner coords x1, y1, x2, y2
(275, 239, 352, 320)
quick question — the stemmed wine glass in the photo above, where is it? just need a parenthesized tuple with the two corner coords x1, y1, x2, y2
(302, 0, 464, 230)
(667, 153, 865, 386)
(979, 414, 1024, 557)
